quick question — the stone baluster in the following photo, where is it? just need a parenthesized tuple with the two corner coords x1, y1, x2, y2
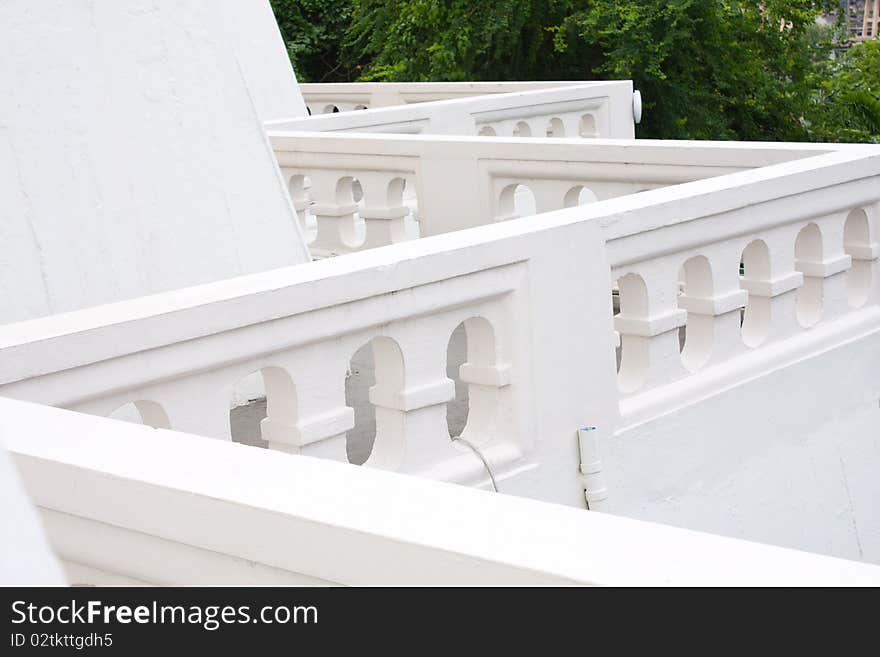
(309, 173, 365, 256)
(614, 261, 687, 393)
(532, 182, 565, 216)
(458, 352, 513, 444)
(156, 377, 234, 440)
(869, 203, 880, 305)
(678, 244, 749, 367)
(797, 213, 852, 324)
(357, 172, 411, 250)
(279, 168, 313, 239)
(562, 115, 581, 139)
(740, 227, 804, 345)
(845, 203, 880, 307)
(261, 350, 355, 461)
(366, 323, 457, 474)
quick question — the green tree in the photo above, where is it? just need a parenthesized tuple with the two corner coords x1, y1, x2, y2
(806, 39, 880, 142)
(270, 0, 356, 82)
(551, 0, 839, 140)
(345, 0, 570, 81)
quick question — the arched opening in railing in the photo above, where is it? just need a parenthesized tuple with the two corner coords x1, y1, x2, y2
(446, 323, 469, 438)
(498, 184, 537, 221)
(333, 176, 366, 247)
(447, 317, 502, 443)
(345, 336, 405, 466)
(678, 255, 714, 371)
(288, 174, 315, 241)
(579, 114, 597, 137)
(383, 176, 414, 242)
(740, 239, 772, 347)
(546, 117, 565, 137)
(108, 400, 171, 430)
(616, 273, 650, 392)
(229, 367, 297, 449)
(563, 185, 598, 208)
(795, 223, 823, 327)
(354, 104, 368, 110)
(512, 121, 531, 137)
(844, 208, 872, 308)
(478, 125, 497, 136)
(612, 279, 622, 372)
(323, 104, 340, 114)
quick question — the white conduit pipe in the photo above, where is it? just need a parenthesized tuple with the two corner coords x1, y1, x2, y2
(577, 426, 608, 511)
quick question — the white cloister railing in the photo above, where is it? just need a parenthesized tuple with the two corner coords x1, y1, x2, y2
(5, 397, 879, 586)
(269, 132, 835, 254)
(1, 143, 877, 510)
(269, 81, 636, 138)
(0, 208, 617, 503)
(602, 148, 880, 426)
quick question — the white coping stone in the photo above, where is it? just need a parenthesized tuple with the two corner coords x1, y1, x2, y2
(6, 397, 880, 586)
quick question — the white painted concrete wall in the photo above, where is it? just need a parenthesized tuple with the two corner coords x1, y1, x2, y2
(0, 0, 310, 325)
(0, 438, 65, 585)
(606, 329, 880, 562)
(218, 0, 308, 121)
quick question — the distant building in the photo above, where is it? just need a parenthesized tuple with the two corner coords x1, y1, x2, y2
(820, 1, 879, 42)
(861, 0, 880, 39)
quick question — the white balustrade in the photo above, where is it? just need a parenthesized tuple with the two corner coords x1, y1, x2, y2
(0, 209, 616, 505)
(271, 81, 637, 138)
(2, 123, 879, 550)
(272, 133, 833, 252)
(603, 147, 880, 425)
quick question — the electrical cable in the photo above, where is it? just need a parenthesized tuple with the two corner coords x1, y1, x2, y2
(453, 436, 498, 492)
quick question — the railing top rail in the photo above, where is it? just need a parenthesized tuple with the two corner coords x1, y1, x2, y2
(300, 81, 609, 91)
(269, 131, 840, 169)
(596, 146, 880, 242)
(6, 397, 879, 585)
(0, 208, 594, 382)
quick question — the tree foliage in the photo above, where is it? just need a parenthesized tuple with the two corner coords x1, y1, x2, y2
(807, 38, 880, 142)
(269, 0, 356, 82)
(270, 0, 880, 142)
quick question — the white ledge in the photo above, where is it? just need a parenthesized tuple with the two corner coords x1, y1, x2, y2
(678, 290, 748, 316)
(740, 272, 804, 298)
(796, 254, 852, 278)
(615, 310, 687, 337)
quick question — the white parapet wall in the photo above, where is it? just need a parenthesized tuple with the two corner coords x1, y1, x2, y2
(5, 397, 880, 586)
